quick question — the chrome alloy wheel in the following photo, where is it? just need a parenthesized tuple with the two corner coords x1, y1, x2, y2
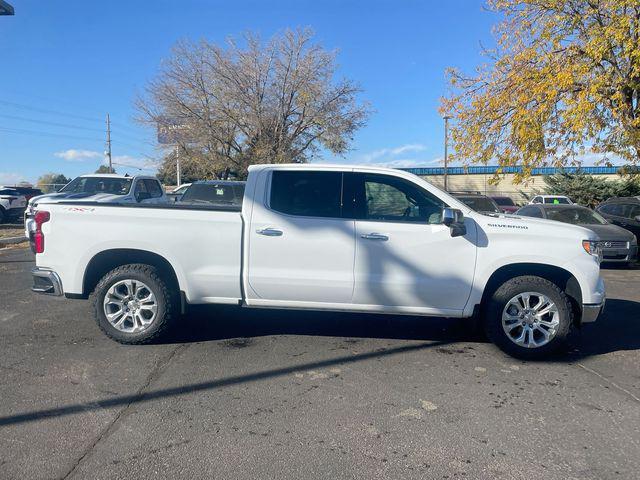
(501, 291, 560, 348)
(103, 279, 158, 333)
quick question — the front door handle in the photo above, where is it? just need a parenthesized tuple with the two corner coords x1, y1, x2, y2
(361, 232, 389, 241)
(256, 227, 283, 237)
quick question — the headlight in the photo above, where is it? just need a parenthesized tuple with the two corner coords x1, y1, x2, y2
(582, 240, 602, 261)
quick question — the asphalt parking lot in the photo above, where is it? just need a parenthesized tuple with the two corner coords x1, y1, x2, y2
(1, 247, 639, 480)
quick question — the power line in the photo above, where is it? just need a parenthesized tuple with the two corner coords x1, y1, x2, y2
(0, 113, 106, 132)
(0, 99, 155, 145)
(0, 99, 104, 123)
(0, 125, 103, 142)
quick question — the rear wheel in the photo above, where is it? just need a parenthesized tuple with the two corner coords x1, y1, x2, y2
(93, 264, 178, 344)
(484, 275, 573, 359)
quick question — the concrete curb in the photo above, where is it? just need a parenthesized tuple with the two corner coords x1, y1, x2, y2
(0, 236, 27, 246)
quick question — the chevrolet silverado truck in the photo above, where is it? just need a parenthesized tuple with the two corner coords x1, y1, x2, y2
(29, 164, 605, 358)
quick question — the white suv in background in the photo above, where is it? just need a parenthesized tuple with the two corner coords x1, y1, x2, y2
(0, 188, 27, 223)
(25, 174, 166, 236)
(529, 195, 573, 205)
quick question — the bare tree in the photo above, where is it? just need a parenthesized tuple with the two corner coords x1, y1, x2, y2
(137, 28, 370, 178)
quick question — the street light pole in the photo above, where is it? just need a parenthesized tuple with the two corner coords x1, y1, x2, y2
(175, 144, 181, 187)
(443, 115, 451, 191)
(106, 113, 113, 173)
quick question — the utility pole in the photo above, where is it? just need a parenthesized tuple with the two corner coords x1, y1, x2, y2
(443, 115, 451, 192)
(175, 144, 181, 186)
(106, 113, 113, 173)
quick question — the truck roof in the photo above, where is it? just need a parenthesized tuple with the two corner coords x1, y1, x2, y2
(78, 173, 157, 179)
(248, 163, 414, 175)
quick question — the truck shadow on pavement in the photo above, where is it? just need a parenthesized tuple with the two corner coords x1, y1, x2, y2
(176, 304, 476, 344)
(565, 298, 640, 359)
(174, 297, 640, 360)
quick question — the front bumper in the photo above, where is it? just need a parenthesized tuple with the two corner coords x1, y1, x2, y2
(31, 268, 64, 296)
(601, 244, 638, 263)
(581, 299, 605, 324)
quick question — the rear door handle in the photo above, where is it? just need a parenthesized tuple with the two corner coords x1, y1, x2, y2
(360, 232, 389, 241)
(256, 227, 283, 237)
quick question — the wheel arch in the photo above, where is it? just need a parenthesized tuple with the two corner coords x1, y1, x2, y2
(479, 263, 582, 323)
(82, 248, 181, 298)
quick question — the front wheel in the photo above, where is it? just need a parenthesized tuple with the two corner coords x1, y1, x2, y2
(484, 275, 573, 359)
(93, 264, 178, 344)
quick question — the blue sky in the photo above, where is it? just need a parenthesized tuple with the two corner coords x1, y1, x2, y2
(0, 0, 496, 184)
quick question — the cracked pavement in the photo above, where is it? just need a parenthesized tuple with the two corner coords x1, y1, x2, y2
(1, 247, 639, 479)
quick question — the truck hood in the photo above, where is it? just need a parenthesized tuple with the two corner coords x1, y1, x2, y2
(473, 212, 599, 241)
(29, 192, 127, 205)
(579, 223, 636, 243)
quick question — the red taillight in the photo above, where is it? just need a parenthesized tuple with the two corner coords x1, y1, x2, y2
(33, 210, 50, 254)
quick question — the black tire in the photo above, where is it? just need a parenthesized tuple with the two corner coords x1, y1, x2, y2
(483, 275, 573, 359)
(0, 207, 6, 224)
(92, 263, 179, 344)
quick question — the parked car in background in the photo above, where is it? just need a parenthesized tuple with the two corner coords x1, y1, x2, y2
(595, 197, 640, 245)
(0, 185, 43, 202)
(517, 204, 637, 265)
(178, 180, 245, 207)
(29, 164, 606, 359)
(0, 188, 27, 223)
(490, 195, 519, 214)
(25, 174, 167, 237)
(166, 183, 192, 202)
(529, 195, 573, 205)
(452, 192, 501, 214)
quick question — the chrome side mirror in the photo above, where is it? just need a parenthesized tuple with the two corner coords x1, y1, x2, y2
(442, 207, 466, 237)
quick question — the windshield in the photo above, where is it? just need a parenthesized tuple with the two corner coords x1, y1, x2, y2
(493, 197, 515, 206)
(180, 183, 245, 205)
(544, 197, 570, 204)
(457, 196, 500, 213)
(546, 208, 608, 225)
(60, 177, 133, 195)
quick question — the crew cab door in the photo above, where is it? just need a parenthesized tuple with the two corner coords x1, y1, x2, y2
(246, 170, 355, 304)
(345, 172, 477, 315)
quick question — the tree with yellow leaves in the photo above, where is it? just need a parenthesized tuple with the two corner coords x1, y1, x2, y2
(442, 0, 640, 181)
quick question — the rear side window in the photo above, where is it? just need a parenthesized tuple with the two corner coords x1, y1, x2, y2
(144, 180, 163, 198)
(270, 171, 342, 218)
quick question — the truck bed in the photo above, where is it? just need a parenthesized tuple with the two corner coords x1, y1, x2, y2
(36, 202, 244, 304)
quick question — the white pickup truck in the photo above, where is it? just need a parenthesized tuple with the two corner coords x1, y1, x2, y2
(30, 164, 605, 358)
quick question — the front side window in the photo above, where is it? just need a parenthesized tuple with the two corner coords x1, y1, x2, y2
(348, 173, 446, 223)
(270, 171, 342, 218)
